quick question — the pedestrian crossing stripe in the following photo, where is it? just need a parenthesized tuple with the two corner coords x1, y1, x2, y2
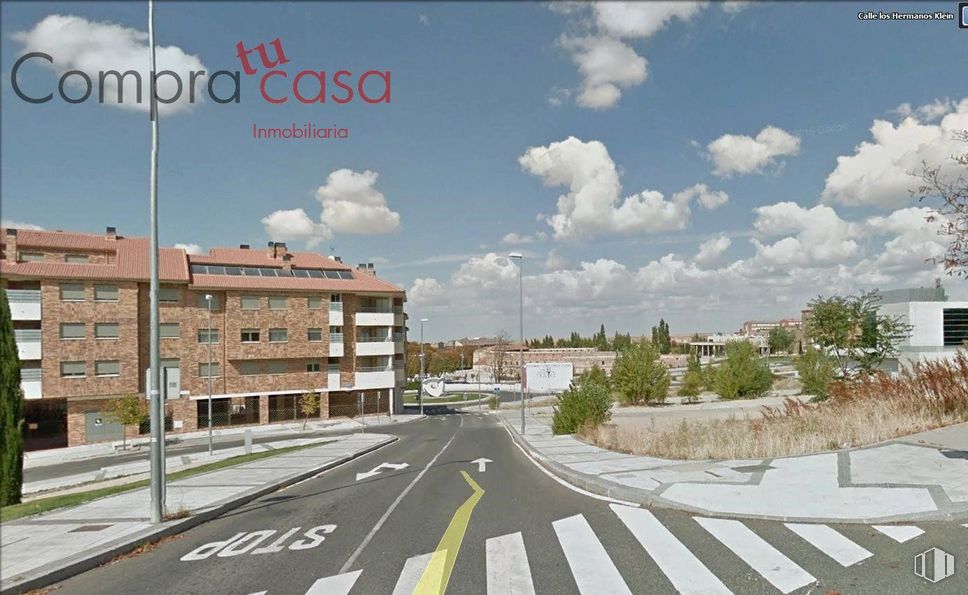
(872, 525, 925, 543)
(281, 513, 932, 595)
(695, 517, 817, 594)
(784, 523, 872, 567)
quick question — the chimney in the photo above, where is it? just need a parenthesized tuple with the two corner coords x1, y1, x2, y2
(333, 256, 342, 263)
(267, 241, 275, 259)
(106, 226, 117, 240)
(272, 242, 287, 260)
(240, 244, 250, 250)
(4, 228, 17, 263)
(282, 253, 292, 271)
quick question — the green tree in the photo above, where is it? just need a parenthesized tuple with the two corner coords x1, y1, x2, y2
(0, 288, 25, 506)
(678, 353, 703, 402)
(795, 347, 837, 401)
(107, 394, 149, 450)
(552, 378, 612, 435)
(806, 291, 911, 377)
(300, 385, 321, 429)
(713, 341, 774, 400)
(767, 327, 796, 354)
(612, 341, 670, 405)
(578, 364, 611, 392)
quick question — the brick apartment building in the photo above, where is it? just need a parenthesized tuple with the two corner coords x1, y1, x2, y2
(0, 227, 407, 450)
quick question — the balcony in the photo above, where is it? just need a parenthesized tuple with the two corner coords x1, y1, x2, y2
(327, 368, 342, 390)
(14, 329, 42, 360)
(21, 367, 42, 399)
(356, 335, 395, 356)
(329, 333, 344, 357)
(7, 290, 41, 320)
(355, 307, 395, 327)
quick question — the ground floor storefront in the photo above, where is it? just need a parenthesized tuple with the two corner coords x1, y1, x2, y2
(22, 388, 396, 450)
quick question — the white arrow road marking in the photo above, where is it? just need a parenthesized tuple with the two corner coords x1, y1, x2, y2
(355, 462, 409, 482)
(471, 458, 493, 472)
(305, 569, 362, 595)
(872, 525, 924, 543)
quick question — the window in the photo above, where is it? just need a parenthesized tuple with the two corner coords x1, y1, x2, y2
(329, 325, 343, 343)
(238, 361, 261, 376)
(241, 267, 261, 276)
(266, 361, 287, 375)
(18, 252, 43, 262)
(196, 293, 220, 308)
(60, 323, 85, 339)
(269, 296, 288, 310)
(328, 357, 341, 373)
(60, 361, 85, 378)
(241, 328, 260, 343)
(65, 254, 89, 264)
(60, 283, 85, 301)
(190, 264, 208, 274)
(268, 328, 288, 342)
(330, 294, 342, 303)
(198, 362, 220, 378)
(197, 329, 220, 344)
(95, 360, 120, 377)
(307, 361, 321, 373)
(95, 323, 119, 339)
(159, 287, 180, 303)
(308, 328, 323, 342)
(943, 308, 968, 346)
(159, 323, 180, 339)
(94, 284, 119, 302)
(308, 296, 323, 309)
(240, 295, 260, 310)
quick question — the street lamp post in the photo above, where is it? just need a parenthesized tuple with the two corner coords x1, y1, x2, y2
(205, 294, 214, 455)
(509, 253, 524, 434)
(419, 318, 428, 416)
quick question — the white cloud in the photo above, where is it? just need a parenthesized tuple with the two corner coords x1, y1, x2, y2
(315, 169, 401, 234)
(822, 98, 968, 209)
(418, 14, 430, 26)
(750, 202, 860, 267)
(547, 86, 572, 107)
(707, 126, 801, 177)
(559, 36, 647, 109)
(695, 235, 731, 267)
(892, 98, 954, 122)
(408, 277, 444, 304)
(174, 243, 203, 255)
(0, 219, 44, 230)
(519, 136, 727, 239)
(544, 248, 571, 271)
(721, 1, 753, 14)
(864, 207, 946, 275)
(501, 232, 547, 245)
(261, 208, 328, 248)
(591, 2, 704, 38)
(13, 14, 206, 115)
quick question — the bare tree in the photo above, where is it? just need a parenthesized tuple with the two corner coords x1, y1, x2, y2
(492, 330, 510, 381)
(913, 130, 968, 276)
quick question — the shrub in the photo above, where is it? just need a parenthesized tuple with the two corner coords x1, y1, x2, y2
(487, 396, 499, 410)
(713, 341, 773, 400)
(796, 347, 837, 400)
(612, 341, 670, 406)
(678, 370, 703, 401)
(552, 380, 612, 435)
(579, 364, 611, 391)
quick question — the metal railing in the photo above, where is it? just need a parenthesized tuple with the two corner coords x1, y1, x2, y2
(14, 329, 42, 342)
(356, 365, 393, 373)
(358, 305, 392, 313)
(6, 289, 41, 302)
(328, 364, 341, 373)
(330, 333, 344, 343)
(21, 368, 42, 381)
(357, 335, 391, 342)
(329, 301, 343, 311)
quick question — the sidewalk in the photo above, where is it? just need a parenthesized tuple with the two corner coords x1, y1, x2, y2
(500, 411, 968, 524)
(24, 412, 420, 469)
(1, 432, 396, 594)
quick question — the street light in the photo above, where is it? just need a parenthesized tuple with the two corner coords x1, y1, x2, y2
(419, 318, 428, 416)
(205, 294, 214, 455)
(509, 253, 524, 434)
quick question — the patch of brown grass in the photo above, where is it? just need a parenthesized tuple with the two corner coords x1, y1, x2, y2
(582, 353, 968, 460)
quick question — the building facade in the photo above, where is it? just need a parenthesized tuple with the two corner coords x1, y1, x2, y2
(472, 346, 617, 377)
(876, 286, 968, 371)
(1, 227, 407, 450)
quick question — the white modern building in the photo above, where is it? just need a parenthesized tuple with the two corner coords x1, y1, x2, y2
(877, 285, 968, 371)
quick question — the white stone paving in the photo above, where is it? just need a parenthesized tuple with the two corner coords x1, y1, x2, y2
(850, 443, 968, 502)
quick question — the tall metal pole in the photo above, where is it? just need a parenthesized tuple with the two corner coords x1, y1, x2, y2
(509, 253, 524, 433)
(419, 318, 427, 416)
(147, 0, 164, 523)
(206, 295, 213, 455)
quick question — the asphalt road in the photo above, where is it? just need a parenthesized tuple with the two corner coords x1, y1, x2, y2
(53, 409, 968, 594)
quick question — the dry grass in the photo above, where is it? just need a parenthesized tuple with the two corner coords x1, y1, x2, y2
(582, 353, 968, 460)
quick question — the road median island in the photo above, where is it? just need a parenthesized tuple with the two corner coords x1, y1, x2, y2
(0, 433, 397, 594)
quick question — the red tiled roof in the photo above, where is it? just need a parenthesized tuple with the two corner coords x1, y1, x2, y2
(190, 273, 404, 294)
(191, 248, 351, 270)
(7, 229, 119, 251)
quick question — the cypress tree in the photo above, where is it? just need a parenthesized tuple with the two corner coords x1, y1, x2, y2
(0, 287, 25, 506)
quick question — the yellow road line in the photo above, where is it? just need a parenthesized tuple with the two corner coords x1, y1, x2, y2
(413, 471, 485, 595)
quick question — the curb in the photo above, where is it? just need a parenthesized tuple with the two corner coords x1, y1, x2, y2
(498, 416, 968, 525)
(2, 435, 397, 595)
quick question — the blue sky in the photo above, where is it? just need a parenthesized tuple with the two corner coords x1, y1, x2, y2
(2, 1, 966, 340)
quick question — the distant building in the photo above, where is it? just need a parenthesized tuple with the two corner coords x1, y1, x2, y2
(740, 318, 803, 336)
(690, 333, 769, 360)
(876, 285, 967, 371)
(473, 346, 617, 377)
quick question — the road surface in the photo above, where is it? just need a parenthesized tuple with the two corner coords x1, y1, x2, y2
(53, 409, 968, 594)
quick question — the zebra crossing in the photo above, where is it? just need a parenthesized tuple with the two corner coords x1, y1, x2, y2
(258, 505, 952, 595)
